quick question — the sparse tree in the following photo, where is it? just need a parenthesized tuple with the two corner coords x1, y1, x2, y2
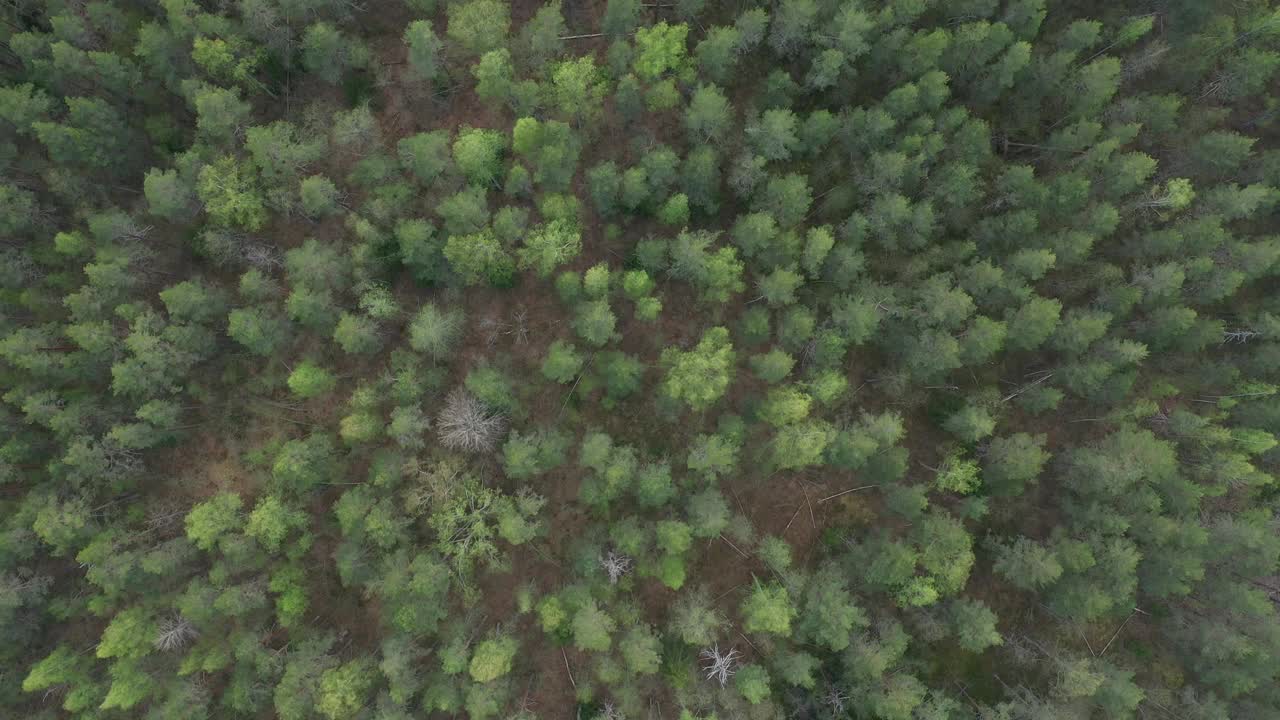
(600, 551, 633, 584)
(701, 644, 740, 686)
(153, 615, 198, 652)
(437, 389, 507, 453)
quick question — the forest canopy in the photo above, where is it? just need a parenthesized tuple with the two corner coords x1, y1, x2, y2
(1, 0, 1280, 719)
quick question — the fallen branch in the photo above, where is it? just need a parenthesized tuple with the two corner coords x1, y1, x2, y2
(249, 410, 322, 428)
(783, 505, 803, 532)
(953, 681, 982, 713)
(729, 486, 750, 522)
(719, 534, 750, 559)
(817, 484, 878, 503)
(801, 484, 816, 529)
(561, 648, 576, 689)
(1099, 608, 1143, 657)
(558, 352, 597, 418)
(1002, 372, 1054, 403)
(713, 584, 743, 602)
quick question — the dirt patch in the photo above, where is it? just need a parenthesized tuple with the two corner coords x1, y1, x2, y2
(522, 641, 581, 717)
(151, 424, 260, 504)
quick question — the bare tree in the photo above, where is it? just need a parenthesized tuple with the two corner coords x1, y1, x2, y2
(511, 306, 530, 345)
(480, 307, 533, 348)
(112, 220, 154, 245)
(700, 644, 740, 687)
(239, 242, 284, 270)
(155, 615, 198, 652)
(145, 501, 187, 534)
(599, 551, 633, 585)
(1223, 329, 1262, 344)
(480, 314, 504, 348)
(401, 455, 466, 515)
(1119, 41, 1169, 83)
(202, 228, 282, 270)
(822, 685, 851, 715)
(0, 572, 52, 605)
(436, 389, 507, 453)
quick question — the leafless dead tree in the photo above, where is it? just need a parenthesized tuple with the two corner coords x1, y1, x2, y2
(436, 389, 507, 453)
(401, 455, 466, 515)
(800, 336, 820, 369)
(480, 307, 533, 348)
(145, 501, 187, 534)
(1120, 41, 1168, 83)
(1223, 329, 1262, 344)
(94, 212, 153, 246)
(203, 229, 282, 270)
(511, 307, 530, 345)
(0, 572, 52, 602)
(155, 615, 198, 652)
(480, 315, 504, 348)
(599, 551, 633, 585)
(240, 243, 284, 270)
(0, 248, 41, 286)
(700, 644, 740, 686)
(822, 685, 851, 715)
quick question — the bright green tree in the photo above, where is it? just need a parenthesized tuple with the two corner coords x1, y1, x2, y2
(573, 601, 616, 652)
(444, 229, 514, 286)
(518, 220, 582, 277)
(541, 340, 584, 383)
(741, 581, 795, 636)
(288, 361, 337, 399)
(469, 635, 518, 682)
(184, 492, 243, 552)
(198, 157, 266, 230)
(447, 0, 511, 56)
(634, 22, 688, 81)
(453, 128, 507, 186)
(736, 663, 771, 703)
(660, 327, 735, 411)
(316, 659, 377, 720)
